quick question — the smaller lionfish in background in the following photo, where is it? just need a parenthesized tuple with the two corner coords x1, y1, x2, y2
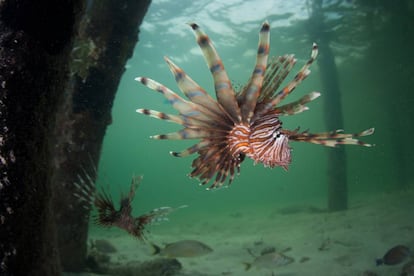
(74, 172, 187, 240)
(136, 21, 374, 189)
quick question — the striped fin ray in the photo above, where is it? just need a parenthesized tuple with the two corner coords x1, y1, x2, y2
(170, 140, 211, 157)
(239, 21, 270, 123)
(137, 108, 186, 125)
(189, 23, 241, 123)
(288, 128, 375, 147)
(73, 166, 98, 212)
(190, 147, 224, 183)
(259, 54, 296, 101)
(136, 77, 229, 129)
(189, 145, 242, 189)
(151, 128, 210, 140)
(123, 175, 142, 208)
(275, 91, 321, 115)
(93, 185, 117, 227)
(146, 205, 188, 225)
(163, 56, 229, 121)
(136, 108, 214, 128)
(270, 43, 318, 107)
(73, 177, 94, 211)
(208, 156, 240, 190)
(136, 77, 211, 122)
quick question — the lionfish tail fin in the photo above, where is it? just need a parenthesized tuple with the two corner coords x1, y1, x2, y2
(289, 128, 375, 147)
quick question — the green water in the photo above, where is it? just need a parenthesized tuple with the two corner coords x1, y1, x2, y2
(93, 0, 412, 240)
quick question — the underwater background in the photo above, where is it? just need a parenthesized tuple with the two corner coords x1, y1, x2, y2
(87, 0, 413, 275)
(97, 0, 412, 219)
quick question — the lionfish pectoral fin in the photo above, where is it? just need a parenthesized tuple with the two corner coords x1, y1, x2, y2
(290, 127, 375, 147)
(128, 206, 182, 240)
(170, 140, 210, 157)
(188, 22, 241, 123)
(143, 205, 188, 226)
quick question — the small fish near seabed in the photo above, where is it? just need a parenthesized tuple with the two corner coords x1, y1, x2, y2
(376, 245, 411, 266)
(150, 240, 213, 258)
(74, 172, 187, 240)
(244, 249, 294, 271)
(90, 239, 117, 254)
(401, 259, 414, 276)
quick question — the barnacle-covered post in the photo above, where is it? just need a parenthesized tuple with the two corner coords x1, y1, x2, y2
(50, 0, 151, 272)
(0, 0, 84, 275)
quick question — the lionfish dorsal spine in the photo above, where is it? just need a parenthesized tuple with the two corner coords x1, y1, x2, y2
(189, 22, 241, 123)
(260, 54, 296, 103)
(240, 21, 270, 123)
(270, 43, 318, 107)
(275, 91, 321, 115)
(163, 56, 226, 119)
(135, 77, 200, 119)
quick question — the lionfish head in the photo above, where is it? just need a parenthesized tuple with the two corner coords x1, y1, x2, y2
(136, 22, 374, 189)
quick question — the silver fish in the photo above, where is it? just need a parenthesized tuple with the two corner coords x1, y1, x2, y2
(151, 240, 213, 258)
(90, 239, 117, 253)
(244, 251, 294, 271)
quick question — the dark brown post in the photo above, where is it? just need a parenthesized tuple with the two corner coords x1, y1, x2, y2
(51, 0, 151, 272)
(0, 1, 84, 275)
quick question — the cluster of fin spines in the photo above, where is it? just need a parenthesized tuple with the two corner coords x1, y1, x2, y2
(289, 128, 375, 147)
(136, 21, 374, 188)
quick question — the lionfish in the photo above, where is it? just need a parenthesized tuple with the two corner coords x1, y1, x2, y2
(136, 22, 374, 189)
(74, 173, 187, 240)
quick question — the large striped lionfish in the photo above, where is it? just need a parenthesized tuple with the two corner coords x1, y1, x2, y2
(136, 22, 374, 189)
(74, 174, 186, 240)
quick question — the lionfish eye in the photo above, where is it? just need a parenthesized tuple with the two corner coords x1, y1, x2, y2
(272, 131, 281, 140)
(271, 125, 282, 140)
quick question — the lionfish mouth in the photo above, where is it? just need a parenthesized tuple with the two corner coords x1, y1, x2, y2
(136, 21, 374, 189)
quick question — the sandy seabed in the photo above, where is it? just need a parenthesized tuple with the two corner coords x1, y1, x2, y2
(87, 187, 414, 276)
